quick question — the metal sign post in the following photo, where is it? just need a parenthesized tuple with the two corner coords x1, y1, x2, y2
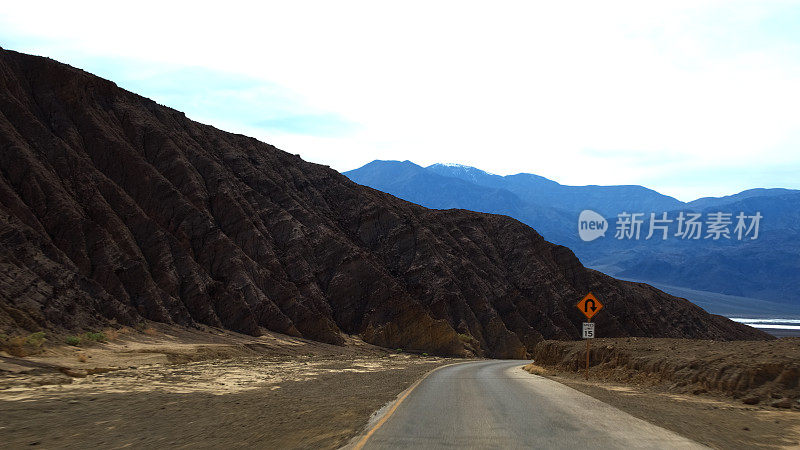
(577, 293, 602, 380)
(586, 321, 590, 379)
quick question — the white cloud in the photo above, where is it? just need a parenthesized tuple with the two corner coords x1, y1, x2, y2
(2, 0, 799, 200)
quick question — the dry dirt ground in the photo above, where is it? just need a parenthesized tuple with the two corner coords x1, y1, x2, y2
(533, 337, 800, 401)
(0, 325, 455, 449)
(526, 337, 800, 449)
(5, 327, 800, 449)
(549, 373, 800, 449)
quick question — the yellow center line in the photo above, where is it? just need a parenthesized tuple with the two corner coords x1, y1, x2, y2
(352, 361, 471, 450)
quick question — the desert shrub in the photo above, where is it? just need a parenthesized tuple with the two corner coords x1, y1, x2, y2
(83, 332, 106, 343)
(66, 336, 81, 346)
(26, 331, 46, 347)
(2, 332, 46, 356)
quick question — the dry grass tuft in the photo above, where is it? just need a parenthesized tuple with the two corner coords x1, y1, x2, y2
(103, 328, 120, 340)
(522, 363, 549, 376)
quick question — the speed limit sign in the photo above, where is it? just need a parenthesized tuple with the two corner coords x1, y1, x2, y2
(582, 322, 595, 339)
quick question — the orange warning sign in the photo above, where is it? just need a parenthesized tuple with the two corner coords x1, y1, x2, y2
(577, 292, 603, 320)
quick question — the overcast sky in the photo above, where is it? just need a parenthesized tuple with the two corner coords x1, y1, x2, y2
(2, 1, 799, 200)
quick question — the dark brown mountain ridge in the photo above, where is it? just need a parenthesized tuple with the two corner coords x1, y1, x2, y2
(0, 48, 769, 358)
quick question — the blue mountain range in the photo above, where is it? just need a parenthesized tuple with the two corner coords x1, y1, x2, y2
(346, 160, 800, 318)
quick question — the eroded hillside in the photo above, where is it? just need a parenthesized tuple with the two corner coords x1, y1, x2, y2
(0, 49, 769, 357)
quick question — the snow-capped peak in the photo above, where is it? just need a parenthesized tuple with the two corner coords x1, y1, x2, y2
(429, 163, 497, 176)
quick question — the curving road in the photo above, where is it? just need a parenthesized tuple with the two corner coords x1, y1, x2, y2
(352, 360, 704, 449)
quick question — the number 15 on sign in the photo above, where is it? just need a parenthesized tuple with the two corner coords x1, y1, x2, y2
(577, 292, 602, 380)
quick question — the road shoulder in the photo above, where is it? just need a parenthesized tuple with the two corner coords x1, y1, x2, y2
(530, 367, 800, 449)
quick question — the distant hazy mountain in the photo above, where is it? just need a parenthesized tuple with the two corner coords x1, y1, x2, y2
(346, 161, 578, 246)
(426, 163, 685, 218)
(582, 193, 800, 304)
(344, 161, 527, 215)
(346, 160, 800, 314)
(687, 188, 799, 210)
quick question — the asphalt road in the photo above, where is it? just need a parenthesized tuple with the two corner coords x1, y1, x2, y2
(353, 360, 704, 449)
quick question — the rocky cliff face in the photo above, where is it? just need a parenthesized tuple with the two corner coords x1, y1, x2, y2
(0, 49, 770, 358)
